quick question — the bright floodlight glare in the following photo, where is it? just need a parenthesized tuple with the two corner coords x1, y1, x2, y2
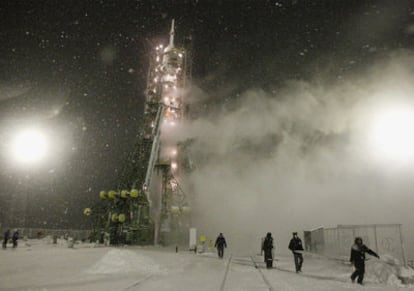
(370, 106, 414, 161)
(11, 129, 48, 164)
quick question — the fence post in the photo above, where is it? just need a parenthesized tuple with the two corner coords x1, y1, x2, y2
(373, 225, 378, 253)
(399, 224, 407, 267)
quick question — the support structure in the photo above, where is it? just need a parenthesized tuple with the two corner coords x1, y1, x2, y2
(85, 20, 191, 246)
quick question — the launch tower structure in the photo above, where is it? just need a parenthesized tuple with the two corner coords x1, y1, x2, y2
(86, 20, 192, 245)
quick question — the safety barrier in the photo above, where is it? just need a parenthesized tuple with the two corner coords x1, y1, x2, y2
(304, 224, 407, 265)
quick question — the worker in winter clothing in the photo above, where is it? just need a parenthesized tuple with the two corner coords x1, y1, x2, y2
(262, 232, 274, 268)
(12, 230, 19, 248)
(288, 232, 304, 273)
(214, 233, 227, 258)
(350, 237, 379, 285)
(3, 229, 10, 249)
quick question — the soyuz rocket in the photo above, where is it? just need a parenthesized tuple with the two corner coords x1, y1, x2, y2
(85, 19, 190, 246)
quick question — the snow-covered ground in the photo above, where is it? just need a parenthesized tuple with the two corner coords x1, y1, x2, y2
(1, 239, 414, 291)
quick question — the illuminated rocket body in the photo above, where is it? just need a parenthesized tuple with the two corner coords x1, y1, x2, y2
(143, 19, 185, 185)
(90, 20, 191, 246)
(143, 19, 190, 244)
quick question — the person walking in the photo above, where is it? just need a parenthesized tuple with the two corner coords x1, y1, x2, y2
(350, 237, 380, 285)
(12, 230, 19, 248)
(214, 233, 227, 258)
(3, 229, 10, 249)
(262, 232, 274, 269)
(288, 232, 304, 273)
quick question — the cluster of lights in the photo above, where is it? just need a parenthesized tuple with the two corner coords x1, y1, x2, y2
(149, 38, 185, 179)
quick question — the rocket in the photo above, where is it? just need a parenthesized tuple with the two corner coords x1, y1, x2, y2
(165, 19, 175, 52)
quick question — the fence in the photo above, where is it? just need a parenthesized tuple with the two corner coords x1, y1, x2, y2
(304, 224, 406, 265)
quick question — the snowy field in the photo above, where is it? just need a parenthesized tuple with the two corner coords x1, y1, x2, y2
(1, 239, 414, 291)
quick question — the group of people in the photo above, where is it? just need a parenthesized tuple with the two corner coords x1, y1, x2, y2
(215, 232, 379, 285)
(213, 232, 304, 270)
(262, 232, 304, 271)
(2, 229, 19, 249)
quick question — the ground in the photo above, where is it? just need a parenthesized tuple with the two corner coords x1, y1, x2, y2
(1, 239, 413, 291)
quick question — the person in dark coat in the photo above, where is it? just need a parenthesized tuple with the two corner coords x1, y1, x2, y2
(214, 233, 227, 258)
(3, 229, 10, 249)
(288, 232, 304, 273)
(262, 232, 274, 269)
(12, 230, 19, 248)
(350, 237, 379, 285)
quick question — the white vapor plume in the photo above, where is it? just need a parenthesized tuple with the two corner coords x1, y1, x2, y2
(178, 51, 414, 256)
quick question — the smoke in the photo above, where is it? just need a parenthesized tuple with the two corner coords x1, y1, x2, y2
(178, 51, 414, 256)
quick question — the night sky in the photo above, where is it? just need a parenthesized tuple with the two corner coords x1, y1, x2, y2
(0, 0, 413, 229)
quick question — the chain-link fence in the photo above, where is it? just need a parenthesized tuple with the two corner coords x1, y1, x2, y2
(304, 224, 406, 265)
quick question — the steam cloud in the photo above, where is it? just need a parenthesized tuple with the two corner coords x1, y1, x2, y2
(178, 51, 414, 256)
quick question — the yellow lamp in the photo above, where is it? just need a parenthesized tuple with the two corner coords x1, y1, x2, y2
(171, 206, 180, 215)
(108, 190, 117, 199)
(130, 189, 139, 198)
(182, 206, 191, 214)
(83, 208, 91, 216)
(118, 213, 126, 223)
(120, 190, 128, 198)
